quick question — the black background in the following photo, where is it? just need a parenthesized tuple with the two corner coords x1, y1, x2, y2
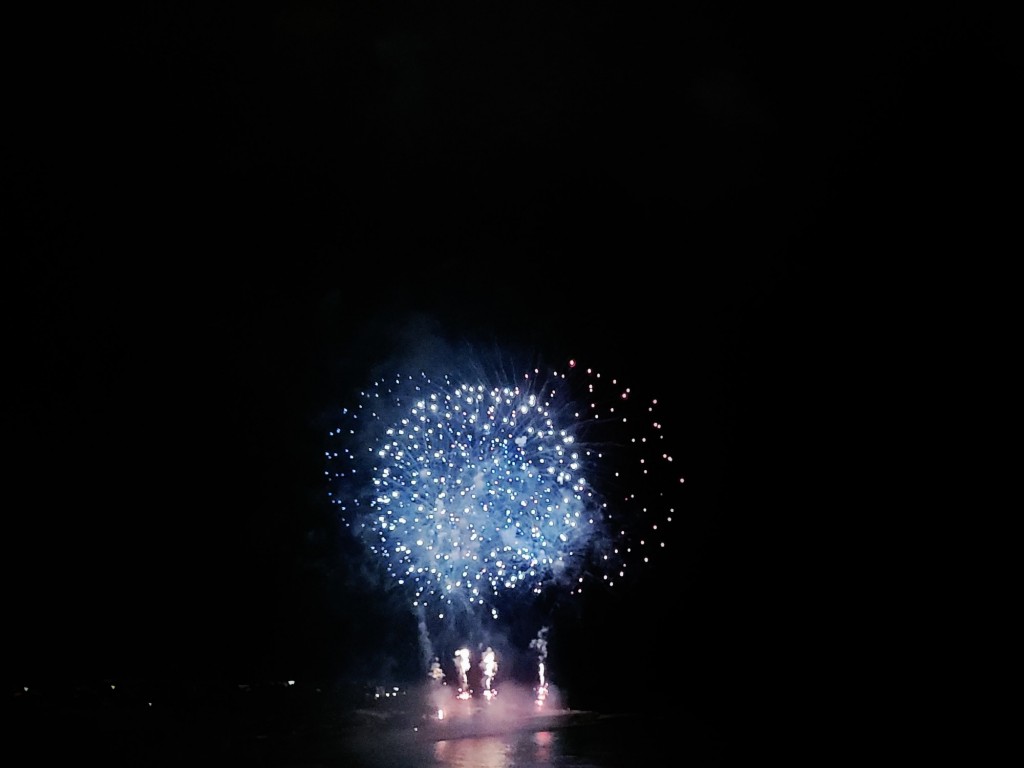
(10, 2, 1015, 757)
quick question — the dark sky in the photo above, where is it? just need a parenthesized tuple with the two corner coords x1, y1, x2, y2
(10, 3, 1014, 728)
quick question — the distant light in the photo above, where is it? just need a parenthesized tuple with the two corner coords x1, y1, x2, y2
(288, 680, 295, 686)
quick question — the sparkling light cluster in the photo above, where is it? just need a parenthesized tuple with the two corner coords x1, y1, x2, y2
(325, 359, 682, 622)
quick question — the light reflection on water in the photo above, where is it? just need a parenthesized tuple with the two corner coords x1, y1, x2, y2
(342, 715, 718, 768)
(433, 730, 555, 768)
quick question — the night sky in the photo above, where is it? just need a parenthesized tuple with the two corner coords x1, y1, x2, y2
(10, 2, 1013, 737)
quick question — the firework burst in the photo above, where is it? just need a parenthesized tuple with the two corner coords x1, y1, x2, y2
(326, 357, 683, 631)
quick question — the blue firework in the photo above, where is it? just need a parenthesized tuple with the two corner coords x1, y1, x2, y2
(325, 359, 682, 623)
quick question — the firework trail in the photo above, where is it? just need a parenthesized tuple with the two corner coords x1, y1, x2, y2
(454, 647, 471, 696)
(531, 626, 549, 706)
(480, 646, 498, 698)
(325, 355, 683, 680)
